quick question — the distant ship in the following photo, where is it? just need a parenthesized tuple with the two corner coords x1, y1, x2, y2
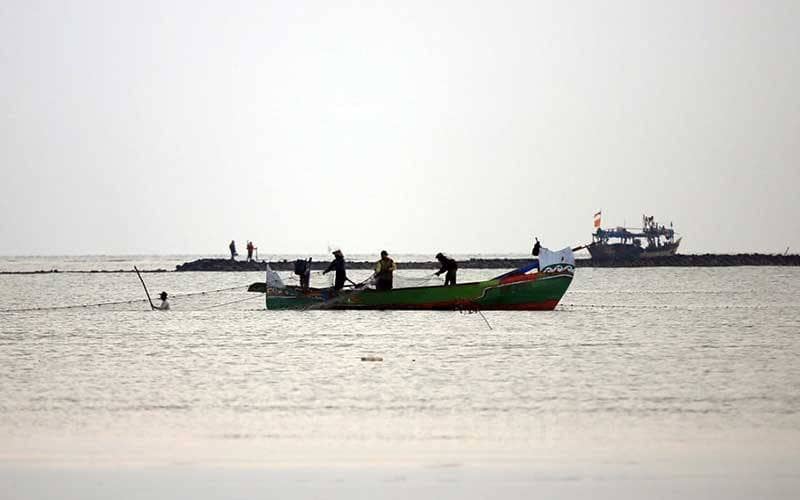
(588, 212, 681, 262)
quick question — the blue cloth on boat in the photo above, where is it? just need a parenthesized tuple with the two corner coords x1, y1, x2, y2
(492, 261, 539, 280)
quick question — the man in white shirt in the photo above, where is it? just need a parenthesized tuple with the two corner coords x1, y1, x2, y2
(154, 291, 170, 311)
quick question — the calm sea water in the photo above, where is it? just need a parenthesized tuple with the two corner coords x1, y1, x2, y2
(1, 257, 799, 498)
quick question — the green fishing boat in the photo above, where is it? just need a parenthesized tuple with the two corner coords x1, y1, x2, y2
(264, 248, 575, 311)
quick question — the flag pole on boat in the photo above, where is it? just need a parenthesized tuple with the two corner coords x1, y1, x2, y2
(134, 266, 155, 310)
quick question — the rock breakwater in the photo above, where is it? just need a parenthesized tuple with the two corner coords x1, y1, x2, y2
(174, 254, 800, 272)
(587, 253, 800, 267)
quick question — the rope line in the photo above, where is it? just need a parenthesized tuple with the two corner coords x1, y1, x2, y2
(0, 284, 251, 313)
(168, 284, 251, 298)
(1, 297, 151, 313)
(559, 303, 796, 310)
(196, 294, 263, 310)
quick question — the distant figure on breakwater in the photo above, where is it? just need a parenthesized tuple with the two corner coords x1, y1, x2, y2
(246, 241, 255, 261)
(323, 249, 347, 291)
(153, 291, 170, 311)
(229, 240, 238, 260)
(434, 253, 458, 286)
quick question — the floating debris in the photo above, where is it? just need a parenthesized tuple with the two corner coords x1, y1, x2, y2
(360, 356, 383, 362)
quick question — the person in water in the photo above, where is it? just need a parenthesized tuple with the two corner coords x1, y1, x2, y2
(322, 249, 347, 291)
(153, 291, 170, 311)
(374, 250, 397, 291)
(434, 253, 458, 286)
(229, 240, 238, 260)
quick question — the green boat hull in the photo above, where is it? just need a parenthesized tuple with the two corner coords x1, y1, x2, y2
(266, 271, 572, 311)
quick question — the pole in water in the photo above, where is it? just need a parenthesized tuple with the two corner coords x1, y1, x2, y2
(478, 310, 493, 330)
(134, 266, 155, 310)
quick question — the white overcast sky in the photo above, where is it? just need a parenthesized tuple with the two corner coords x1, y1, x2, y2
(1, 0, 798, 255)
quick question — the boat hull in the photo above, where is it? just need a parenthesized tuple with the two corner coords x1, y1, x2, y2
(588, 238, 681, 263)
(640, 238, 682, 258)
(266, 270, 573, 311)
(588, 243, 643, 262)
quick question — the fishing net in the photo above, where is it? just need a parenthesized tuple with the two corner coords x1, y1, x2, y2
(276, 271, 336, 289)
(387, 273, 444, 289)
(339, 272, 444, 290)
(273, 270, 444, 290)
(0, 281, 263, 313)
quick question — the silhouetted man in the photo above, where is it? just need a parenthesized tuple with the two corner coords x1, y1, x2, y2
(322, 250, 347, 291)
(434, 253, 458, 286)
(229, 240, 238, 260)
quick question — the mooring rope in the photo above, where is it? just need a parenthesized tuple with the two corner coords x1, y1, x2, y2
(0, 283, 252, 313)
(0, 297, 152, 313)
(196, 294, 263, 310)
(168, 284, 252, 298)
(559, 303, 791, 311)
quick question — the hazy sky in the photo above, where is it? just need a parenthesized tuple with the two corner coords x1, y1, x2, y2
(1, 0, 798, 255)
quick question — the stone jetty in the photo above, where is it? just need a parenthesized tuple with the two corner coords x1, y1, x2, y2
(174, 254, 800, 272)
(175, 259, 268, 272)
(586, 253, 800, 267)
(4, 254, 798, 275)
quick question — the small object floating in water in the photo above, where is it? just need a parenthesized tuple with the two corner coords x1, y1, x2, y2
(360, 356, 383, 362)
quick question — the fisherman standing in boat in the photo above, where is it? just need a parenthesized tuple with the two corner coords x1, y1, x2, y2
(532, 237, 541, 270)
(434, 253, 458, 286)
(374, 250, 397, 291)
(322, 249, 347, 292)
(153, 291, 170, 311)
(294, 257, 312, 291)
